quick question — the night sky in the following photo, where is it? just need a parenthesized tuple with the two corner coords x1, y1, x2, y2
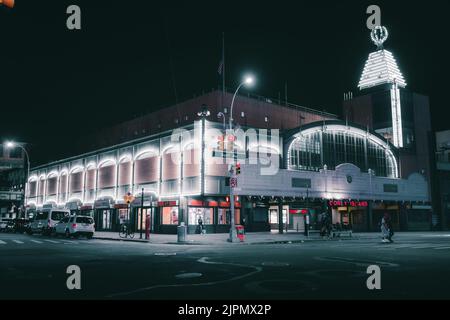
(1, 0, 449, 165)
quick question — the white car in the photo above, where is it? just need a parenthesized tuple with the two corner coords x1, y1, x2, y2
(29, 209, 69, 235)
(55, 215, 95, 239)
(0, 219, 12, 232)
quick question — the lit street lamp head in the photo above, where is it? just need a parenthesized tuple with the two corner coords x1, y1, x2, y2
(5, 141, 15, 148)
(244, 76, 254, 86)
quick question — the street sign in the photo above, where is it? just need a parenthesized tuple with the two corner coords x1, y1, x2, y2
(230, 178, 238, 188)
(123, 192, 135, 204)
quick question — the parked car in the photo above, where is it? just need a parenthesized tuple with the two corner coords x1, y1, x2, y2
(28, 209, 70, 235)
(55, 215, 94, 239)
(4, 220, 16, 233)
(0, 219, 13, 232)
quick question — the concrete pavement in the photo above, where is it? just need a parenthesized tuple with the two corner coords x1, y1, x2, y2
(2, 231, 450, 299)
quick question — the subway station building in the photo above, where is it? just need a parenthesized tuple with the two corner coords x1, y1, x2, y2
(25, 27, 434, 233)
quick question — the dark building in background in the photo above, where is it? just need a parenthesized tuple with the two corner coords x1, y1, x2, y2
(72, 89, 336, 156)
(0, 143, 25, 218)
(343, 26, 434, 229)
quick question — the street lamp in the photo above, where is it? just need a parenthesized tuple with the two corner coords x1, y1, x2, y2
(5, 141, 30, 217)
(228, 75, 255, 243)
(217, 112, 226, 131)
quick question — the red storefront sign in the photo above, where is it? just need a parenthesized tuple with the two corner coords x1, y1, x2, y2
(328, 200, 369, 208)
(157, 201, 178, 207)
(289, 209, 309, 215)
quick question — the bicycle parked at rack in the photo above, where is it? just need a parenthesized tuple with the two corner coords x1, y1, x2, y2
(119, 223, 135, 239)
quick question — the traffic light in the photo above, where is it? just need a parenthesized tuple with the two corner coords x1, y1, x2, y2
(226, 134, 235, 151)
(236, 163, 241, 175)
(217, 135, 225, 151)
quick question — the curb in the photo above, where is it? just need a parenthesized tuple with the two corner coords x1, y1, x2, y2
(93, 235, 379, 245)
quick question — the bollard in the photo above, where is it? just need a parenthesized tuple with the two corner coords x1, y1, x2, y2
(177, 222, 186, 243)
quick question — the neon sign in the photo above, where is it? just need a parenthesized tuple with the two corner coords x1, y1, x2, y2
(328, 200, 369, 208)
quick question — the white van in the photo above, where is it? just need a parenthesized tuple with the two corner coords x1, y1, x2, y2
(28, 209, 70, 236)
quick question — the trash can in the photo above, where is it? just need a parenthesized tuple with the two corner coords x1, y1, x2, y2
(236, 225, 245, 242)
(177, 222, 186, 243)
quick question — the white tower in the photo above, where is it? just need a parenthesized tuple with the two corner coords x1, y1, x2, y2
(358, 26, 407, 148)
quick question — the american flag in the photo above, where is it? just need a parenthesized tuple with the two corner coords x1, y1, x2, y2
(218, 59, 224, 75)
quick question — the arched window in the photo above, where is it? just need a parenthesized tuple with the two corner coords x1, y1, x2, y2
(183, 143, 200, 178)
(118, 157, 132, 186)
(28, 177, 38, 198)
(287, 124, 398, 178)
(70, 167, 84, 193)
(46, 173, 58, 196)
(85, 164, 96, 191)
(162, 147, 180, 181)
(98, 160, 116, 189)
(134, 151, 159, 184)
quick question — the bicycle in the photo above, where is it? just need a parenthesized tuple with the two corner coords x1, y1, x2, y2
(119, 223, 135, 239)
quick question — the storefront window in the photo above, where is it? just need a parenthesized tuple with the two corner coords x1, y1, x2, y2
(118, 209, 129, 223)
(189, 208, 213, 225)
(217, 208, 240, 225)
(269, 208, 287, 224)
(218, 208, 228, 224)
(162, 207, 179, 225)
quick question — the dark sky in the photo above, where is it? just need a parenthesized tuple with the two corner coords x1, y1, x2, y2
(1, 0, 449, 165)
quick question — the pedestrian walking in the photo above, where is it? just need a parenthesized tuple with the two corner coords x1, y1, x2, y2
(380, 212, 393, 243)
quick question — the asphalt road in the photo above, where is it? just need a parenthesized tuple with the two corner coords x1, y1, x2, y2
(1, 232, 450, 300)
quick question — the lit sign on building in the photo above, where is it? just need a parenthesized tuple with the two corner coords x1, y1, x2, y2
(328, 200, 369, 208)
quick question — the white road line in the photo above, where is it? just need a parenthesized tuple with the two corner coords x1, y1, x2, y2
(406, 245, 437, 249)
(30, 240, 43, 244)
(12, 240, 24, 244)
(434, 246, 450, 250)
(0, 240, 6, 245)
(44, 240, 60, 244)
(62, 241, 78, 244)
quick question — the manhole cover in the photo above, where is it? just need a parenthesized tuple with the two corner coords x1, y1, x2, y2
(175, 273, 203, 279)
(261, 262, 290, 267)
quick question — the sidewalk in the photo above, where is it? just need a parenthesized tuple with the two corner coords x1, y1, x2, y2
(93, 230, 384, 245)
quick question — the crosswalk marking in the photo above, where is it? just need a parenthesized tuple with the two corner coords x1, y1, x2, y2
(0, 240, 6, 245)
(434, 246, 450, 250)
(62, 241, 78, 244)
(12, 240, 24, 244)
(43, 240, 60, 244)
(30, 240, 43, 244)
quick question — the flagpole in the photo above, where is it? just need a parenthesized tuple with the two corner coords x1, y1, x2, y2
(222, 32, 225, 95)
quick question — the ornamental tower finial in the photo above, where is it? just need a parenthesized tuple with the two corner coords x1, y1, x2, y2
(371, 26, 389, 49)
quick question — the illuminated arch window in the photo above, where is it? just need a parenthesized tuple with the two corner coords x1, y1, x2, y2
(69, 167, 84, 193)
(287, 123, 398, 178)
(162, 147, 180, 181)
(118, 156, 132, 186)
(134, 151, 159, 184)
(46, 173, 58, 196)
(28, 177, 38, 198)
(98, 160, 116, 189)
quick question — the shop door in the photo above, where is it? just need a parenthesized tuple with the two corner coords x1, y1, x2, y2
(292, 215, 305, 232)
(136, 208, 155, 232)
